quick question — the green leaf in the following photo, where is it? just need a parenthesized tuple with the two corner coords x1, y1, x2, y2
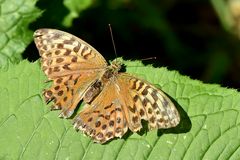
(62, 0, 93, 27)
(0, 60, 240, 159)
(0, 0, 41, 68)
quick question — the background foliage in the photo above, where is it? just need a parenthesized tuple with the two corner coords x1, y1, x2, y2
(1, 0, 240, 159)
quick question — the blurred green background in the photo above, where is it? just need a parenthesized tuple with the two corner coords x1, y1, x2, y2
(25, 0, 240, 89)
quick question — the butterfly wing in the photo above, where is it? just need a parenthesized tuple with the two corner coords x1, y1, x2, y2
(73, 80, 129, 143)
(34, 29, 108, 118)
(34, 29, 107, 78)
(73, 73, 180, 143)
(119, 73, 180, 130)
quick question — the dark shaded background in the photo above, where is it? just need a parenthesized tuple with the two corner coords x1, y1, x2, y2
(25, 0, 240, 89)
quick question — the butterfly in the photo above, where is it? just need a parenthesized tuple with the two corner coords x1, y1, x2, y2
(33, 29, 180, 144)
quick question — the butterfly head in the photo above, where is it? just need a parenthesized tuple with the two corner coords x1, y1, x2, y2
(110, 58, 123, 73)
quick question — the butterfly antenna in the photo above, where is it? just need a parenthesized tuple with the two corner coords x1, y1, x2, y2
(108, 24, 118, 58)
(140, 57, 157, 61)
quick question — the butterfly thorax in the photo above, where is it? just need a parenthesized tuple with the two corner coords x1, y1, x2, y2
(83, 59, 122, 104)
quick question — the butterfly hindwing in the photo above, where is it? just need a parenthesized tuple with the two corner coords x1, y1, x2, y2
(73, 82, 128, 143)
(44, 72, 102, 118)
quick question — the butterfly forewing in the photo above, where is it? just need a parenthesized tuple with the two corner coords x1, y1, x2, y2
(34, 29, 107, 78)
(34, 28, 180, 144)
(34, 29, 107, 118)
(123, 74, 180, 129)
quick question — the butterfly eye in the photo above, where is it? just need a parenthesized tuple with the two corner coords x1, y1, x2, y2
(110, 59, 122, 72)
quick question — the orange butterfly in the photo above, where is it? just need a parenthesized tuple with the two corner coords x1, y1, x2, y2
(34, 29, 180, 143)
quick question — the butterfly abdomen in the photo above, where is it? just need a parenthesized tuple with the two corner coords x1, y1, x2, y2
(84, 81, 103, 103)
